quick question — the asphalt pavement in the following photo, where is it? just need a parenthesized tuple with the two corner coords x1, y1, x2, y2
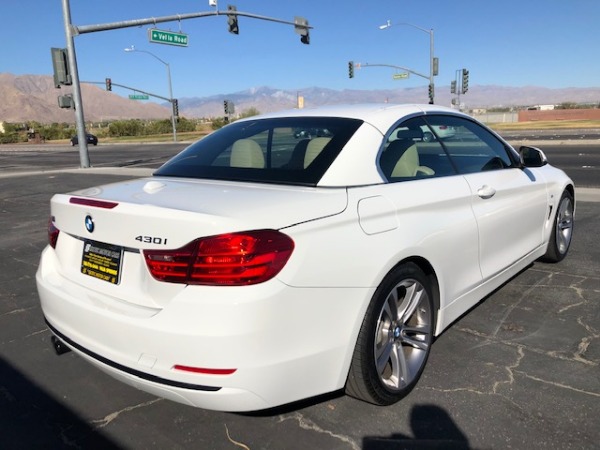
(0, 151, 598, 449)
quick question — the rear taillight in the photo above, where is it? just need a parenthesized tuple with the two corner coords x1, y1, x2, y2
(143, 230, 294, 286)
(48, 217, 60, 249)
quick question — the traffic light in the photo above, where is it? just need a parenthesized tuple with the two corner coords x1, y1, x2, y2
(462, 69, 469, 94)
(224, 100, 229, 114)
(432, 57, 439, 76)
(105, 78, 112, 91)
(348, 61, 354, 79)
(51, 48, 71, 88)
(172, 99, 179, 117)
(428, 83, 434, 104)
(57, 95, 74, 109)
(227, 5, 239, 34)
(451, 80, 457, 94)
(294, 17, 310, 45)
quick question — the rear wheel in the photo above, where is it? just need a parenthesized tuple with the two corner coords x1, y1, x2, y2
(346, 263, 434, 405)
(542, 190, 574, 262)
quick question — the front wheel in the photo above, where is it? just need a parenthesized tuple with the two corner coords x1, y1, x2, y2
(346, 263, 434, 405)
(541, 190, 574, 262)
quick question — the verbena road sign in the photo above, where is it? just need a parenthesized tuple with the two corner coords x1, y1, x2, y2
(148, 29, 189, 47)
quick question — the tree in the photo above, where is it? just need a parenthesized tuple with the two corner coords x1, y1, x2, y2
(211, 117, 229, 130)
(239, 107, 261, 119)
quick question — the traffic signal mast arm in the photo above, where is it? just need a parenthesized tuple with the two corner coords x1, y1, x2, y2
(72, 9, 312, 41)
(354, 63, 429, 81)
(61, 1, 311, 169)
(82, 80, 173, 102)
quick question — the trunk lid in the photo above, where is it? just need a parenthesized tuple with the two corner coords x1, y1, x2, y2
(53, 177, 348, 250)
(48, 177, 348, 309)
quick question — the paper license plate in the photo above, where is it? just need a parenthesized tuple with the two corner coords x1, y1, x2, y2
(81, 240, 123, 284)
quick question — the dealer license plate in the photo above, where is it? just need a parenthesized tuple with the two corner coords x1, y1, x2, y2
(81, 239, 123, 284)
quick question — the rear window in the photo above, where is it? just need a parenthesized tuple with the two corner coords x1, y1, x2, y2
(154, 117, 362, 185)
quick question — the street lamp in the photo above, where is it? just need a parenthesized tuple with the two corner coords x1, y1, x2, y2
(379, 20, 436, 104)
(124, 45, 177, 141)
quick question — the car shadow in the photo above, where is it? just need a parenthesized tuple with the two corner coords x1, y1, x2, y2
(0, 356, 121, 449)
(363, 403, 471, 449)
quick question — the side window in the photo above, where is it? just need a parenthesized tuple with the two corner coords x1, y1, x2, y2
(424, 115, 516, 174)
(379, 116, 456, 181)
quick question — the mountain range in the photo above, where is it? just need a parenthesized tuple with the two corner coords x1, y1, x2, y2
(179, 85, 600, 117)
(1, 73, 599, 124)
(0, 73, 170, 123)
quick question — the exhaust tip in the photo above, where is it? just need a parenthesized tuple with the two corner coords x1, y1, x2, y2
(51, 336, 71, 355)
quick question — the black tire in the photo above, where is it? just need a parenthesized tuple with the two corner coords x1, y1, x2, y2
(541, 190, 574, 263)
(346, 262, 435, 405)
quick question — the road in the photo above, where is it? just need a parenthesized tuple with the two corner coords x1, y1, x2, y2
(510, 143, 600, 188)
(0, 139, 598, 449)
(1, 140, 599, 188)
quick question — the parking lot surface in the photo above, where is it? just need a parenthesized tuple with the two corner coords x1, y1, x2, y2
(0, 166, 598, 449)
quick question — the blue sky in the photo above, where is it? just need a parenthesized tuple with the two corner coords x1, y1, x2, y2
(3, 0, 599, 102)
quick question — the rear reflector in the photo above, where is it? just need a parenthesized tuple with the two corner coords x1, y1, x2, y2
(70, 197, 118, 209)
(173, 365, 236, 375)
(48, 216, 60, 249)
(144, 229, 294, 286)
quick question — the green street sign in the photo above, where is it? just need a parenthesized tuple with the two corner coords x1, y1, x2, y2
(148, 29, 189, 47)
(129, 94, 149, 100)
(393, 72, 409, 80)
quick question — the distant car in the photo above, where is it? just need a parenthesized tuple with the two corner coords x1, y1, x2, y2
(293, 128, 332, 139)
(71, 133, 98, 146)
(422, 125, 455, 142)
(38, 104, 574, 412)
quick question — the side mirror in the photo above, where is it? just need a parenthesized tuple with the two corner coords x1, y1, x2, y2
(519, 146, 548, 167)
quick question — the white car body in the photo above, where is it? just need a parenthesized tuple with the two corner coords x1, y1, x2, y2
(37, 104, 574, 411)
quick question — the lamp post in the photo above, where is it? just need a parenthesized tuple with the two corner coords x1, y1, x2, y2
(124, 45, 177, 141)
(379, 20, 435, 104)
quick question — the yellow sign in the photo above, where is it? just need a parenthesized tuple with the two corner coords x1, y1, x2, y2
(81, 240, 122, 284)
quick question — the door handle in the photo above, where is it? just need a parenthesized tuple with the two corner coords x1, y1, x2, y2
(477, 185, 496, 199)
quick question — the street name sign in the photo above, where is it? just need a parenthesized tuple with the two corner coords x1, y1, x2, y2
(393, 72, 409, 80)
(148, 29, 189, 47)
(129, 94, 149, 100)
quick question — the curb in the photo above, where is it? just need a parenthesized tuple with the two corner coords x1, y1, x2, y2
(576, 187, 600, 203)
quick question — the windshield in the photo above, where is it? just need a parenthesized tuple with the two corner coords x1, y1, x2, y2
(154, 117, 363, 186)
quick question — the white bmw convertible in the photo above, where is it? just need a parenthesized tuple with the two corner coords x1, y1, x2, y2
(37, 104, 574, 412)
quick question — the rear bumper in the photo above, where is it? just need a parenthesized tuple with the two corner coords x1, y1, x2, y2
(37, 246, 374, 411)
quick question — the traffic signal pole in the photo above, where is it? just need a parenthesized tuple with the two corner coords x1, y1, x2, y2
(61, 0, 89, 168)
(60, 0, 312, 168)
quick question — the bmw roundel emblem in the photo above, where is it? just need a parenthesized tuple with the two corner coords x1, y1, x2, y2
(84, 215, 95, 233)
